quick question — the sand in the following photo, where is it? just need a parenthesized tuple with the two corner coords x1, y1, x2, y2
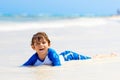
(0, 16, 120, 80)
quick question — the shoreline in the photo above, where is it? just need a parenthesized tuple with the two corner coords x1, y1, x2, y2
(0, 16, 120, 32)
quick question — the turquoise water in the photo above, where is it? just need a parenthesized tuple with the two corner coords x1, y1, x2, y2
(0, 13, 113, 22)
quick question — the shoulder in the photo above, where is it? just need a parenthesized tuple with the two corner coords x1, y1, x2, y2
(48, 48, 57, 55)
(48, 48, 59, 56)
(47, 48, 61, 66)
(48, 48, 57, 53)
(30, 53, 38, 60)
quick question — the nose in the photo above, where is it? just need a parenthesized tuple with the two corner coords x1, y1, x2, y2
(38, 43, 44, 46)
(35, 43, 42, 46)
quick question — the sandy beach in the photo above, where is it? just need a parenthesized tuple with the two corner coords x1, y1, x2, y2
(0, 16, 120, 80)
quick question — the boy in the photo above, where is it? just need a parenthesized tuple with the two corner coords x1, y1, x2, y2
(22, 32, 91, 66)
(23, 32, 116, 66)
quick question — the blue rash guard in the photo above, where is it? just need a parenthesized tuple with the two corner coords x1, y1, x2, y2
(23, 48, 91, 66)
(23, 48, 61, 66)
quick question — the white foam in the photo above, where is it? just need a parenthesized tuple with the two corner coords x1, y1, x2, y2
(0, 17, 109, 32)
(0, 22, 63, 31)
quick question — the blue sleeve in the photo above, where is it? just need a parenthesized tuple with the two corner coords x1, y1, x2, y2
(22, 53, 38, 66)
(48, 48, 61, 66)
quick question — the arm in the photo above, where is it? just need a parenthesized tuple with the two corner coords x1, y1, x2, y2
(48, 48, 61, 66)
(22, 53, 37, 66)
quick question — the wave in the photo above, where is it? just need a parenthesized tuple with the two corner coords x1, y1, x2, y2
(0, 17, 109, 32)
(0, 13, 113, 22)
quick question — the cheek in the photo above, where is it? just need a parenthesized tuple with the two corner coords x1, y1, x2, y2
(31, 45, 39, 50)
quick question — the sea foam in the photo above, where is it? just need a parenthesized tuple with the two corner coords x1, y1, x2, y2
(0, 17, 108, 32)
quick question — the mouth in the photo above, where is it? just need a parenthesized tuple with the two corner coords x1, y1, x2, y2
(39, 48, 45, 52)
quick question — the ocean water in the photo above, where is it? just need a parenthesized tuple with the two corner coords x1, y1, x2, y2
(0, 14, 115, 32)
(0, 14, 77, 31)
(0, 14, 120, 80)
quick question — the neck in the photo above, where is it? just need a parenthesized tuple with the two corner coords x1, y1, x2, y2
(37, 52, 47, 60)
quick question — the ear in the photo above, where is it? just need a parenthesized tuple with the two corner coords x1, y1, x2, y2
(31, 45, 35, 50)
(48, 43, 51, 47)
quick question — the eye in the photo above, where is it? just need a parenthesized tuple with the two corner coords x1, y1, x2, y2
(34, 43, 40, 46)
(42, 41, 46, 44)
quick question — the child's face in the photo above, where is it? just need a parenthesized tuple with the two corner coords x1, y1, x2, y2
(31, 38, 50, 55)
